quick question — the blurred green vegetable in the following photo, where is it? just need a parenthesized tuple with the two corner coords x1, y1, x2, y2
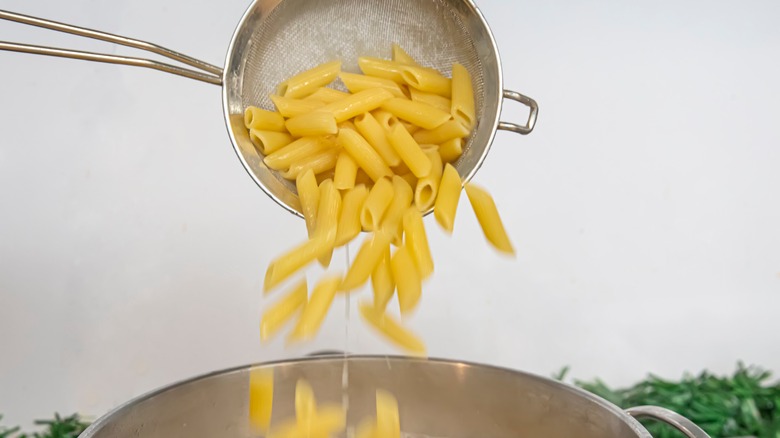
(0, 414, 88, 438)
(569, 363, 780, 438)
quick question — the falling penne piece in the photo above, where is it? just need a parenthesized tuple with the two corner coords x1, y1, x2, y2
(260, 279, 307, 341)
(464, 183, 515, 255)
(314, 179, 342, 266)
(295, 379, 317, 422)
(296, 169, 319, 238)
(391, 244, 421, 314)
(248, 368, 274, 432)
(358, 302, 426, 355)
(414, 148, 443, 212)
(278, 60, 341, 99)
(433, 163, 462, 233)
(334, 151, 358, 190)
(289, 275, 342, 341)
(335, 185, 369, 247)
(341, 232, 392, 291)
(380, 175, 413, 245)
(402, 207, 433, 279)
(375, 390, 401, 438)
(360, 177, 394, 231)
(264, 238, 330, 291)
(371, 247, 395, 311)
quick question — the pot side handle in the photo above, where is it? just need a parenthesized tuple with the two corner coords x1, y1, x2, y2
(626, 405, 710, 438)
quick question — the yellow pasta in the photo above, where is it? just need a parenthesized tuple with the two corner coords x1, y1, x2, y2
(264, 137, 329, 171)
(249, 129, 294, 155)
(464, 183, 515, 255)
(266, 380, 346, 438)
(400, 65, 452, 98)
(439, 137, 463, 163)
(335, 185, 368, 247)
(337, 128, 393, 182)
(296, 169, 319, 238)
(371, 247, 394, 311)
(278, 60, 341, 99)
(408, 88, 451, 113)
(244, 106, 286, 132)
(320, 88, 394, 123)
(398, 172, 417, 190)
(358, 302, 426, 355)
(412, 120, 470, 145)
(399, 120, 421, 135)
(403, 207, 434, 279)
(260, 279, 307, 341)
(295, 379, 317, 425)
(356, 419, 377, 438)
(282, 149, 339, 181)
(333, 151, 358, 190)
(248, 368, 274, 432)
(289, 275, 342, 341)
(433, 163, 462, 233)
(354, 112, 402, 167)
(376, 390, 401, 438)
(381, 98, 450, 130)
(414, 148, 443, 211)
(391, 43, 419, 66)
(264, 237, 330, 291)
(341, 232, 392, 291)
(303, 87, 350, 103)
(340, 72, 407, 98)
(380, 175, 413, 245)
(285, 111, 338, 137)
(387, 124, 432, 178)
(313, 179, 341, 266)
(391, 244, 421, 314)
(360, 177, 394, 232)
(371, 109, 398, 132)
(270, 95, 326, 118)
(450, 63, 476, 129)
(358, 56, 406, 83)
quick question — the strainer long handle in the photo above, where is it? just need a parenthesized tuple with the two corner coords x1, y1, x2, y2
(0, 9, 222, 85)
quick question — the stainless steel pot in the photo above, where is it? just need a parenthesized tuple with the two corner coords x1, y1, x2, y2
(80, 356, 709, 438)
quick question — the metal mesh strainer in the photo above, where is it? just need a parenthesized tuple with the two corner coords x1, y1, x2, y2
(1, 0, 537, 217)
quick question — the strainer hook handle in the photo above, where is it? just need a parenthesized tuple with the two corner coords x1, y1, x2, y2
(626, 405, 710, 438)
(0, 9, 222, 85)
(497, 89, 538, 135)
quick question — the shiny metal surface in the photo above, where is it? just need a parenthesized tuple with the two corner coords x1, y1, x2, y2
(79, 356, 708, 438)
(1, 0, 538, 216)
(627, 406, 710, 438)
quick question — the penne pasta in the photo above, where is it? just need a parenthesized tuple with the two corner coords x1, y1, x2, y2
(402, 207, 433, 279)
(464, 183, 515, 255)
(439, 137, 463, 163)
(433, 163, 462, 233)
(358, 302, 426, 355)
(314, 179, 341, 266)
(260, 279, 307, 341)
(380, 175, 413, 245)
(244, 106, 286, 132)
(360, 177, 394, 232)
(337, 128, 393, 182)
(376, 390, 401, 438)
(387, 124, 432, 178)
(295, 379, 316, 422)
(270, 95, 326, 118)
(296, 169, 319, 238)
(320, 88, 394, 123)
(248, 368, 274, 432)
(333, 151, 358, 190)
(303, 87, 350, 104)
(264, 237, 330, 291)
(356, 419, 377, 438)
(282, 149, 340, 180)
(414, 148, 443, 212)
(289, 275, 342, 341)
(285, 111, 338, 137)
(412, 120, 470, 145)
(400, 65, 452, 98)
(400, 120, 421, 135)
(249, 129, 294, 155)
(355, 168, 372, 186)
(371, 247, 394, 311)
(451, 63, 476, 129)
(391, 43, 420, 66)
(335, 185, 369, 247)
(371, 109, 397, 132)
(391, 244, 421, 314)
(381, 98, 450, 130)
(358, 56, 406, 83)
(409, 88, 451, 113)
(278, 60, 341, 99)
(340, 72, 407, 98)
(264, 137, 329, 171)
(341, 231, 392, 291)
(398, 172, 417, 190)
(354, 112, 402, 167)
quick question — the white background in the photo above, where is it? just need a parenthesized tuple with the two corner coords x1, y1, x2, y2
(1, 0, 779, 428)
